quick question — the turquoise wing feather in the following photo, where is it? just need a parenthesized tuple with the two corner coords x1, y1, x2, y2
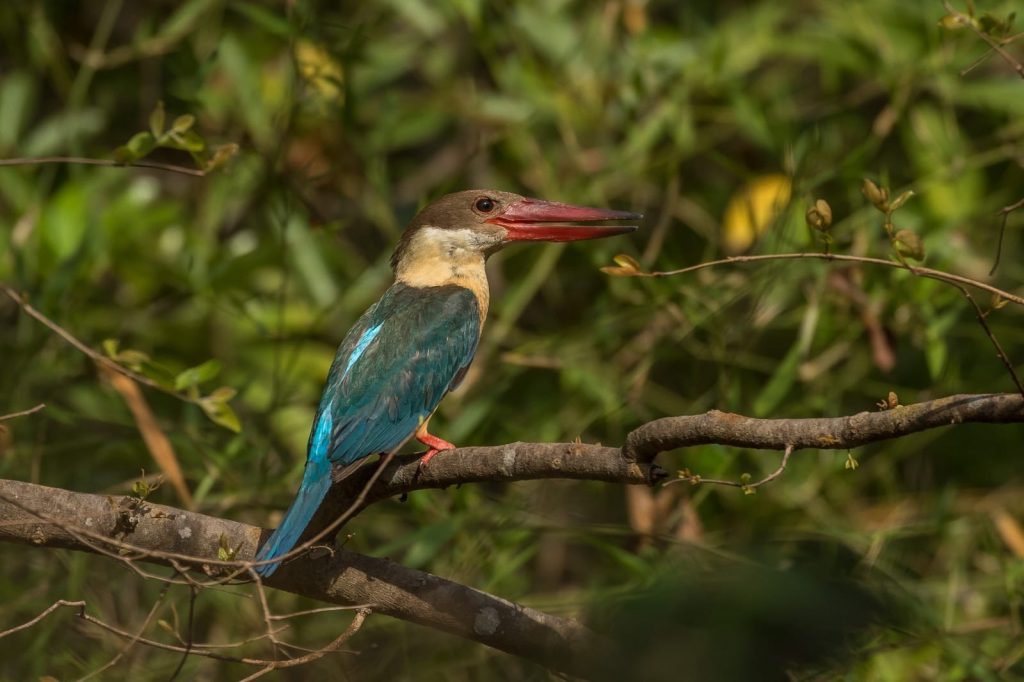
(254, 283, 480, 576)
(322, 283, 481, 467)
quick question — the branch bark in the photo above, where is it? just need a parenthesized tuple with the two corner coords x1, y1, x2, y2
(1, 393, 1022, 677)
(0, 443, 654, 678)
(313, 441, 662, 531)
(624, 392, 1024, 461)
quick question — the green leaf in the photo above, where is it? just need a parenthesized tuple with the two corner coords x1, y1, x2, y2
(174, 359, 222, 391)
(149, 101, 165, 136)
(171, 113, 195, 134)
(217, 533, 240, 560)
(102, 338, 120, 358)
(207, 386, 238, 402)
(889, 190, 915, 211)
(115, 131, 157, 162)
(132, 478, 153, 499)
(200, 397, 241, 433)
(167, 129, 205, 153)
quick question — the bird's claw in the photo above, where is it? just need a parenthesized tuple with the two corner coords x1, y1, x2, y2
(416, 446, 449, 468)
(413, 430, 455, 469)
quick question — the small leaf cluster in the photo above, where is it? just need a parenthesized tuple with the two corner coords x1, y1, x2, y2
(862, 179, 923, 264)
(939, 1, 1016, 37)
(113, 101, 238, 172)
(103, 340, 241, 433)
(805, 198, 834, 252)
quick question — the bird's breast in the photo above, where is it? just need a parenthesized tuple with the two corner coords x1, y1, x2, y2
(395, 251, 489, 325)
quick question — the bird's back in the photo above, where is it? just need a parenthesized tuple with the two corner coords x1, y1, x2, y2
(314, 282, 482, 469)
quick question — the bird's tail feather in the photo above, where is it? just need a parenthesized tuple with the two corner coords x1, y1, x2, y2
(253, 462, 332, 578)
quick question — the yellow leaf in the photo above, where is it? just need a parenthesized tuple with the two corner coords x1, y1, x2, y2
(993, 509, 1024, 557)
(600, 266, 638, 277)
(295, 40, 344, 101)
(722, 174, 792, 254)
(613, 253, 639, 269)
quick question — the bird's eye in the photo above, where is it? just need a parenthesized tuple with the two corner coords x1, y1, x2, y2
(475, 197, 496, 213)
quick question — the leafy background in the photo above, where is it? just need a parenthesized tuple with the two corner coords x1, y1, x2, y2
(1, 0, 1023, 679)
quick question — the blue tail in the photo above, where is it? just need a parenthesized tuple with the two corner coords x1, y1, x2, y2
(254, 461, 332, 578)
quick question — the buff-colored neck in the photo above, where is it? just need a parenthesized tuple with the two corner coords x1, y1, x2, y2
(394, 227, 491, 323)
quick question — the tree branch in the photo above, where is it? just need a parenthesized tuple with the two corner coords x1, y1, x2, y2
(0, 445, 648, 678)
(313, 441, 661, 530)
(625, 393, 1024, 462)
(1, 393, 1022, 676)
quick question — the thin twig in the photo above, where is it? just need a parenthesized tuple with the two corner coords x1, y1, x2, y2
(633, 252, 1024, 307)
(952, 284, 1024, 396)
(0, 599, 86, 639)
(666, 444, 794, 490)
(235, 609, 369, 682)
(1, 285, 210, 412)
(0, 156, 206, 177)
(269, 604, 373, 621)
(74, 609, 284, 664)
(13, 601, 366, 670)
(991, 197, 1024, 275)
(77, 583, 171, 682)
(168, 585, 198, 681)
(2, 286, 173, 393)
(943, 1, 1024, 79)
(252, 570, 287, 659)
(0, 404, 45, 422)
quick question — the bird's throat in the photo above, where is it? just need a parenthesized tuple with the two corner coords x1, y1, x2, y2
(394, 228, 491, 323)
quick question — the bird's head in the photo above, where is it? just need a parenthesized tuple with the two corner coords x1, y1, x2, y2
(391, 190, 641, 272)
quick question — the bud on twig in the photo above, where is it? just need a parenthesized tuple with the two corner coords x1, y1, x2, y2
(805, 199, 833, 232)
(861, 178, 888, 210)
(889, 190, 915, 211)
(601, 253, 645, 277)
(893, 229, 926, 261)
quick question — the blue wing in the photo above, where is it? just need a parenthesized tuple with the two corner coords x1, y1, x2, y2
(318, 283, 481, 469)
(254, 283, 480, 576)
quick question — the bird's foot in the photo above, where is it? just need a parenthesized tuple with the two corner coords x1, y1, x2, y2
(415, 432, 455, 467)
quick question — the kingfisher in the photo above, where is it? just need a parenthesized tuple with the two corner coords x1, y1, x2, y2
(253, 190, 640, 576)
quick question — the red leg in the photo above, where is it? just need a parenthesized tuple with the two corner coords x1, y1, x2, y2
(415, 420, 455, 466)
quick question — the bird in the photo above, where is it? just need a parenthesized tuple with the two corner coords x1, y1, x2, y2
(253, 189, 640, 577)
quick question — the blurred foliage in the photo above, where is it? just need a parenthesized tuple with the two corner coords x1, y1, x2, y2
(1, 0, 1023, 679)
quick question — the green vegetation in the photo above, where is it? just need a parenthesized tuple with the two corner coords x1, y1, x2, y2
(1, 1, 1022, 679)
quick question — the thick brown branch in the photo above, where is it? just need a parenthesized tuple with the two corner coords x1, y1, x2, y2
(313, 442, 660, 531)
(625, 393, 1024, 462)
(0, 465, 622, 677)
(2, 394, 1022, 675)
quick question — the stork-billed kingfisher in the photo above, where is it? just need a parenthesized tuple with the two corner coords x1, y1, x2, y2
(253, 190, 640, 576)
